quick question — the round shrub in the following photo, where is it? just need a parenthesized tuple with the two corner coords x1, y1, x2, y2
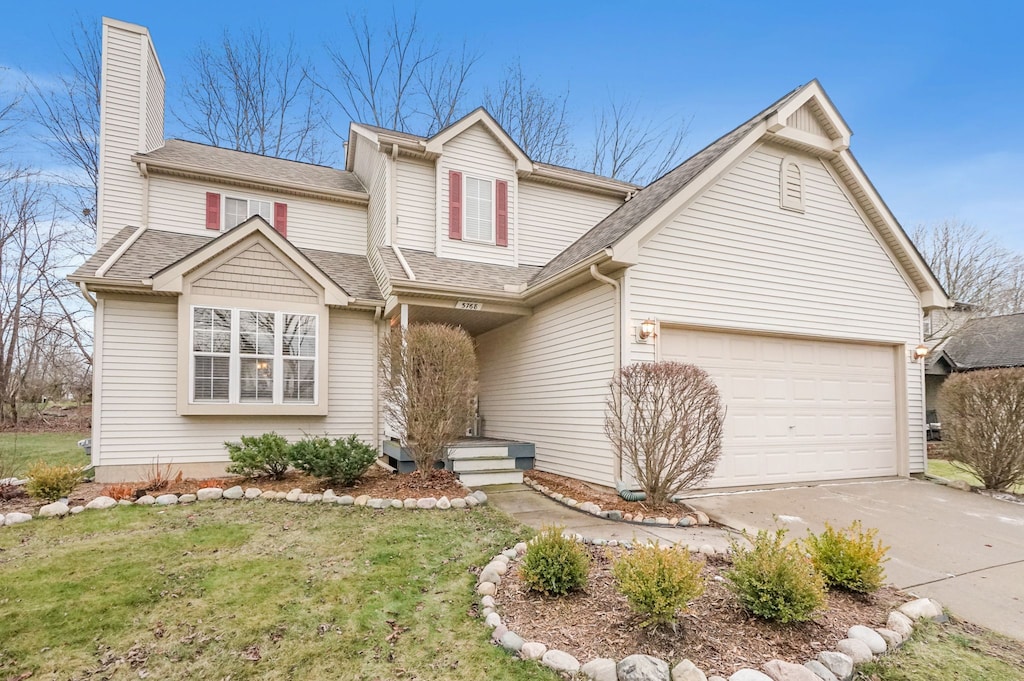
(520, 526, 590, 597)
(613, 543, 704, 628)
(25, 461, 82, 501)
(726, 528, 826, 623)
(290, 434, 379, 486)
(805, 521, 888, 593)
(224, 432, 291, 479)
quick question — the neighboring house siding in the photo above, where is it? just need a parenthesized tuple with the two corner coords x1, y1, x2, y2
(146, 175, 367, 254)
(95, 295, 375, 467)
(628, 143, 926, 472)
(517, 182, 623, 266)
(191, 243, 319, 304)
(477, 282, 617, 486)
(394, 158, 436, 252)
(438, 124, 517, 266)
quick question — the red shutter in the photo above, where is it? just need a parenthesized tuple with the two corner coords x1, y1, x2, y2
(448, 170, 462, 240)
(273, 202, 287, 237)
(495, 180, 508, 247)
(205, 192, 221, 230)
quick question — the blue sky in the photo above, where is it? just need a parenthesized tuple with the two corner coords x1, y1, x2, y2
(4, 0, 1022, 250)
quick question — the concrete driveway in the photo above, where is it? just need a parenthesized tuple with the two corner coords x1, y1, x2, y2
(687, 478, 1024, 640)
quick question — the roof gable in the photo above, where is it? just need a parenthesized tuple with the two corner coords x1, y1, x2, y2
(424, 108, 532, 173)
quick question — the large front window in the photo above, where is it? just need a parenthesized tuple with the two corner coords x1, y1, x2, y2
(191, 306, 317, 404)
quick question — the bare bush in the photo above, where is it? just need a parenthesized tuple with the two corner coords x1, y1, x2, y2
(379, 324, 478, 471)
(605, 362, 725, 505)
(938, 368, 1024, 491)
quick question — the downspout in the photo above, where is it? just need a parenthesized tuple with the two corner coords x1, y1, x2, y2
(373, 305, 382, 452)
(589, 264, 646, 501)
(78, 282, 97, 309)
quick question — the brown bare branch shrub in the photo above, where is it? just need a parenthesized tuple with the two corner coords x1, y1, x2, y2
(379, 323, 478, 471)
(938, 368, 1024, 491)
(605, 361, 725, 505)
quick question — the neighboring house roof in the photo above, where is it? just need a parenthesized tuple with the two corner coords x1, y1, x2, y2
(135, 139, 367, 196)
(941, 313, 1024, 370)
(530, 84, 806, 284)
(379, 246, 539, 295)
(70, 226, 382, 302)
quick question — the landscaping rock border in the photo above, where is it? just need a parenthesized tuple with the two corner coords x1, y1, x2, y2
(476, 533, 947, 681)
(2, 486, 489, 528)
(523, 477, 712, 528)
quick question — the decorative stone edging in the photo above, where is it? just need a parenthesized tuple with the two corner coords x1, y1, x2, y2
(476, 534, 945, 681)
(524, 476, 712, 528)
(0, 485, 489, 527)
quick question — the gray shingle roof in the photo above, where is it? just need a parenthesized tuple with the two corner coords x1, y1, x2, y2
(71, 228, 382, 301)
(379, 246, 539, 293)
(137, 140, 367, 194)
(531, 83, 810, 285)
(943, 314, 1024, 370)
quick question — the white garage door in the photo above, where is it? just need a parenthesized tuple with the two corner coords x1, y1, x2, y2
(661, 328, 898, 488)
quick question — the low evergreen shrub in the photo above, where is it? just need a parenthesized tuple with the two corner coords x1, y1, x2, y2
(613, 543, 704, 628)
(224, 432, 291, 479)
(290, 434, 378, 486)
(25, 461, 82, 501)
(520, 526, 590, 596)
(805, 520, 888, 593)
(726, 528, 826, 623)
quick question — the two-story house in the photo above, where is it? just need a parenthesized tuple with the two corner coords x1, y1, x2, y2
(72, 18, 949, 489)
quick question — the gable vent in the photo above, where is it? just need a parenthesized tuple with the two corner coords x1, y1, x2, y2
(780, 156, 805, 212)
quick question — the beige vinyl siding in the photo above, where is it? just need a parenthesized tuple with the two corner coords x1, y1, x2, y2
(146, 175, 367, 254)
(98, 24, 148, 245)
(143, 41, 165, 152)
(351, 134, 393, 297)
(95, 296, 375, 467)
(629, 143, 925, 472)
(517, 181, 623, 266)
(477, 282, 616, 486)
(191, 243, 318, 303)
(438, 123, 517, 266)
(394, 158, 436, 252)
(786, 105, 829, 137)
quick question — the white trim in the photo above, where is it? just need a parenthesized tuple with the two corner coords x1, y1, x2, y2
(95, 225, 147, 277)
(391, 244, 416, 281)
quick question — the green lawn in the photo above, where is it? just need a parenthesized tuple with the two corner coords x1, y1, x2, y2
(857, 618, 1024, 680)
(928, 459, 1024, 494)
(0, 431, 90, 477)
(0, 503, 555, 680)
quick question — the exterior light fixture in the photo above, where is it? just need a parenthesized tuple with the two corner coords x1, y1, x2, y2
(912, 344, 929, 362)
(638, 319, 657, 342)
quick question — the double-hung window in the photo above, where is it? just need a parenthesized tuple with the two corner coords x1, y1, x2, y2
(463, 176, 493, 242)
(191, 306, 317, 405)
(225, 198, 273, 230)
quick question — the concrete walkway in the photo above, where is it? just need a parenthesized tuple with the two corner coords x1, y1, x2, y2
(483, 483, 735, 553)
(685, 478, 1024, 640)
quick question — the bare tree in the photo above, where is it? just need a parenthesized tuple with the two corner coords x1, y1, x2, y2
(605, 362, 725, 505)
(588, 96, 690, 184)
(913, 219, 1024, 315)
(27, 16, 101, 241)
(379, 323, 478, 472)
(485, 60, 573, 166)
(177, 26, 329, 163)
(321, 9, 479, 136)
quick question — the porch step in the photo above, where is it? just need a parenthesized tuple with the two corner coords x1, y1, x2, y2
(458, 469, 524, 487)
(450, 456, 518, 473)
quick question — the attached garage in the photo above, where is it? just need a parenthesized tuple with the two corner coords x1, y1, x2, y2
(660, 327, 899, 488)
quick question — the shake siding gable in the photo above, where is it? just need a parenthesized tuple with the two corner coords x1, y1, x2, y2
(190, 242, 318, 304)
(96, 296, 375, 468)
(477, 282, 617, 486)
(146, 175, 367, 254)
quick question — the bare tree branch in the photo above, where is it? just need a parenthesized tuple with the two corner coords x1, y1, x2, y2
(485, 59, 573, 166)
(589, 95, 691, 184)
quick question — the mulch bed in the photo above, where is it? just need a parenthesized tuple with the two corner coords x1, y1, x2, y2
(525, 470, 696, 517)
(495, 544, 903, 677)
(1, 466, 469, 517)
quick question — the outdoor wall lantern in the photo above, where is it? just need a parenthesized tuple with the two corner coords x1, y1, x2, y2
(638, 319, 657, 342)
(912, 344, 930, 362)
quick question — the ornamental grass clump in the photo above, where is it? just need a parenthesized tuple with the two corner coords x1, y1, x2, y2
(726, 528, 826, 623)
(520, 526, 590, 597)
(224, 432, 291, 479)
(805, 520, 889, 593)
(290, 434, 378, 486)
(613, 543, 705, 629)
(25, 461, 82, 501)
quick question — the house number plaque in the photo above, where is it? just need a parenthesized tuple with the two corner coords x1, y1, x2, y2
(455, 301, 483, 311)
